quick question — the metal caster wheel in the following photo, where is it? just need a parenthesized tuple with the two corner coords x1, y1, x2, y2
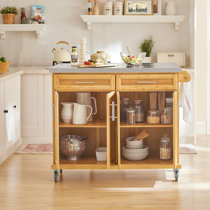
(173, 169, 179, 182)
(54, 170, 59, 182)
(60, 169, 63, 173)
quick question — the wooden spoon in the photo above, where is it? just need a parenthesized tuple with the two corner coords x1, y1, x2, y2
(131, 129, 150, 141)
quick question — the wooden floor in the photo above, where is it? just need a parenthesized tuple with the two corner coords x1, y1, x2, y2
(1, 135, 210, 210)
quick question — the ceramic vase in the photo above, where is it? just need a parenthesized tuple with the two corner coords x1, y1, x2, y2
(166, 0, 176, 15)
(61, 102, 73, 124)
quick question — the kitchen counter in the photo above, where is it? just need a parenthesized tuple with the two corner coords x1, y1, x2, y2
(48, 63, 182, 74)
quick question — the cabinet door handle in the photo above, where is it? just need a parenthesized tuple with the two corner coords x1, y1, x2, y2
(13, 105, 16, 108)
(137, 81, 157, 84)
(4, 110, 8, 113)
(168, 54, 175, 57)
(75, 81, 95, 84)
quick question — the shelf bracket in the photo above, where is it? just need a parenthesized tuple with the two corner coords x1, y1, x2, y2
(0, 31, 5, 40)
(87, 22, 92, 30)
(36, 30, 42, 39)
(175, 22, 180, 31)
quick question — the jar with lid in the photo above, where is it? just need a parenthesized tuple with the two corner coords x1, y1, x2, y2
(160, 135, 172, 160)
(120, 97, 131, 122)
(147, 110, 160, 124)
(103, 0, 113, 15)
(161, 107, 173, 124)
(133, 99, 144, 123)
(114, 1, 123, 15)
(126, 108, 136, 125)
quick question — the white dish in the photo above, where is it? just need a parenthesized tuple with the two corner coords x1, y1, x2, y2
(122, 150, 149, 161)
(96, 147, 107, 161)
(126, 136, 143, 149)
(122, 146, 149, 154)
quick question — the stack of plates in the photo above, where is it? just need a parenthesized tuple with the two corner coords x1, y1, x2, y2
(122, 136, 149, 161)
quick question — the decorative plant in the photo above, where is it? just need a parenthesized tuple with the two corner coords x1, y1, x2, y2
(140, 37, 154, 57)
(0, 57, 7, 62)
(0, 7, 18, 15)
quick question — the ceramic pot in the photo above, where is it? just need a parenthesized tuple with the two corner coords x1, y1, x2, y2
(76, 92, 97, 121)
(166, 0, 176, 15)
(0, 61, 10, 73)
(2, 14, 15, 24)
(61, 102, 74, 124)
(143, 57, 152, 63)
(73, 103, 93, 125)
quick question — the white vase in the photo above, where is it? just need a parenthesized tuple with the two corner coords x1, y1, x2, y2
(166, 0, 176, 15)
(143, 57, 152, 63)
(61, 102, 74, 124)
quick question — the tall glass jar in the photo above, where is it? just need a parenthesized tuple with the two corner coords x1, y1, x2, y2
(160, 135, 171, 160)
(126, 108, 136, 125)
(120, 97, 131, 122)
(133, 100, 144, 123)
(161, 107, 173, 124)
(147, 110, 160, 124)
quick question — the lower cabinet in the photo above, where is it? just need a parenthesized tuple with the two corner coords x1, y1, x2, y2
(21, 73, 52, 144)
(0, 74, 21, 164)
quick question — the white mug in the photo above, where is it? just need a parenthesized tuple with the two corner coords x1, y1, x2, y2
(73, 103, 93, 125)
(61, 102, 74, 124)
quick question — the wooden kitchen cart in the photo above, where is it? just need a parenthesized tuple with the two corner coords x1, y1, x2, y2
(51, 71, 191, 182)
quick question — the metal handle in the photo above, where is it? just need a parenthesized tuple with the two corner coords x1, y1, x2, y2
(13, 105, 16, 108)
(168, 54, 175, 57)
(110, 102, 117, 121)
(137, 81, 157, 84)
(4, 110, 8, 113)
(75, 81, 95, 84)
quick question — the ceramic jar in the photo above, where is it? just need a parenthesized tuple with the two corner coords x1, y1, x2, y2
(114, 1, 123, 15)
(61, 102, 74, 124)
(166, 0, 176, 15)
(103, 1, 113, 15)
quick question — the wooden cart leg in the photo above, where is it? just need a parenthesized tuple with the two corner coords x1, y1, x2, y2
(173, 169, 180, 182)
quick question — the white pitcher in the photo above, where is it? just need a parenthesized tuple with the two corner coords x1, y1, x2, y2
(61, 102, 74, 124)
(166, 0, 176, 15)
(76, 92, 97, 121)
(73, 103, 93, 125)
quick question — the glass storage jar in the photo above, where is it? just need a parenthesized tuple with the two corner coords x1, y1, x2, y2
(133, 99, 144, 123)
(161, 107, 173, 124)
(147, 110, 160, 124)
(120, 97, 131, 122)
(160, 135, 171, 160)
(126, 108, 136, 125)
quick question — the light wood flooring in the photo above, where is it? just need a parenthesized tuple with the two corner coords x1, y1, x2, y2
(0, 135, 210, 210)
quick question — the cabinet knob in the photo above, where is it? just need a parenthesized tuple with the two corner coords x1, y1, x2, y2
(13, 105, 17, 108)
(4, 110, 8, 113)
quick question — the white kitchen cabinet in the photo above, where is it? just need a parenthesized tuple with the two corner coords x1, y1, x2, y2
(21, 73, 52, 144)
(0, 74, 22, 164)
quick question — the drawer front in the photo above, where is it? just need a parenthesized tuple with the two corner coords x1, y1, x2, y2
(116, 74, 176, 91)
(54, 74, 115, 91)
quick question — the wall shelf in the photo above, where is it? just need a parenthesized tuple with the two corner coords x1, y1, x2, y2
(0, 24, 47, 39)
(81, 15, 185, 31)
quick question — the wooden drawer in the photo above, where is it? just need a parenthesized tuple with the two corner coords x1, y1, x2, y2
(54, 74, 115, 92)
(116, 74, 176, 91)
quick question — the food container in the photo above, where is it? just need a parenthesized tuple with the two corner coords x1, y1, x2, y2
(103, 1, 113, 15)
(147, 110, 160, 124)
(133, 99, 144, 123)
(60, 135, 87, 161)
(166, 98, 173, 107)
(120, 97, 131, 122)
(127, 108, 136, 125)
(120, 52, 146, 67)
(160, 135, 171, 160)
(96, 147, 107, 161)
(161, 107, 173, 124)
(122, 146, 149, 161)
(126, 136, 143, 149)
(114, 1, 123, 15)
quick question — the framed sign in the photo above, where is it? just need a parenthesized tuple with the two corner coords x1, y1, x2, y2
(124, 0, 153, 15)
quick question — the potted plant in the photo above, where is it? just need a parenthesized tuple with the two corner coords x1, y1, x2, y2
(0, 7, 18, 24)
(0, 57, 10, 73)
(140, 37, 154, 63)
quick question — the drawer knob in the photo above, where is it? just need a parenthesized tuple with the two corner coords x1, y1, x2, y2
(13, 105, 16, 108)
(4, 110, 8, 113)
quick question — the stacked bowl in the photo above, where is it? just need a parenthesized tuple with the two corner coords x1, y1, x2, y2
(122, 136, 149, 161)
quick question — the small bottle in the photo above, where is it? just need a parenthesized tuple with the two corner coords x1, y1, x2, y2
(21, 8, 26, 24)
(103, 1, 113, 15)
(88, 0, 93, 15)
(93, 0, 100, 15)
(133, 99, 144, 123)
(71, 46, 78, 67)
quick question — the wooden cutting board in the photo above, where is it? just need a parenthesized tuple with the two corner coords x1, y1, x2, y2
(77, 64, 117, 68)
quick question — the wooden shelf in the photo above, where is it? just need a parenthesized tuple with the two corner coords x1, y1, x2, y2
(81, 15, 185, 30)
(59, 120, 107, 128)
(0, 24, 47, 39)
(120, 157, 173, 169)
(120, 122, 173, 128)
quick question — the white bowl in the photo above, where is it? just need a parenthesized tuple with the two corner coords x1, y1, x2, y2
(96, 147, 107, 161)
(122, 146, 149, 154)
(126, 136, 144, 149)
(122, 149, 149, 161)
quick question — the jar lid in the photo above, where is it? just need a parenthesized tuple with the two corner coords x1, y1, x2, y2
(161, 134, 170, 142)
(127, 108, 135, 113)
(122, 97, 130, 101)
(133, 99, 142, 103)
(148, 110, 159, 114)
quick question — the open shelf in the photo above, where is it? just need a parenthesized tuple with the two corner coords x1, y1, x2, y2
(0, 24, 46, 39)
(59, 120, 107, 128)
(120, 122, 173, 128)
(120, 156, 173, 169)
(81, 15, 185, 30)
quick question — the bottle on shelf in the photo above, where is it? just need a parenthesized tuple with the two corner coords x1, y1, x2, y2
(120, 97, 131, 122)
(21, 8, 27, 24)
(71, 46, 79, 67)
(133, 99, 144, 123)
(93, 0, 100, 15)
(103, 0, 113, 16)
(88, 0, 93, 15)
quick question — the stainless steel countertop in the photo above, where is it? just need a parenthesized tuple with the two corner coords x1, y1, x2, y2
(48, 63, 182, 73)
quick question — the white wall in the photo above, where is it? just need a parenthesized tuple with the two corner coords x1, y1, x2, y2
(0, 0, 192, 66)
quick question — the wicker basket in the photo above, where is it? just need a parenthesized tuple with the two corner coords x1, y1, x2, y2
(2, 14, 15, 24)
(0, 62, 10, 73)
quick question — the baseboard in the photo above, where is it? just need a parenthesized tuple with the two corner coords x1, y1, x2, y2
(22, 136, 53, 144)
(196, 121, 207, 135)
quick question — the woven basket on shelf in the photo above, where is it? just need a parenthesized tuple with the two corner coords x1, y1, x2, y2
(2, 14, 15, 24)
